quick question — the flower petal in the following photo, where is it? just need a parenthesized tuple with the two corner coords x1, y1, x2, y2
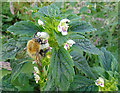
(58, 24, 62, 32)
(95, 77, 104, 87)
(99, 77, 104, 84)
(32, 60, 35, 64)
(40, 42, 49, 49)
(62, 30, 68, 35)
(36, 80, 38, 83)
(67, 39, 75, 46)
(64, 44, 68, 50)
(95, 82, 100, 86)
(39, 32, 49, 39)
(34, 66, 39, 74)
(60, 19, 70, 23)
(100, 83, 104, 87)
(48, 47, 52, 50)
(38, 19, 44, 25)
(37, 32, 41, 36)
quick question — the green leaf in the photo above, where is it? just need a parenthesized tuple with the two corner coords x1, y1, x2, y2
(42, 73, 56, 91)
(53, 2, 62, 8)
(44, 47, 74, 91)
(66, 14, 77, 20)
(72, 38, 102, 55)
(21, 62, 34, 76)
(10, 61, 34, 83)
(36, 6, 49, 18)
(69, 2, 77, 7)
(2, 37, 30, 61)
(70, 50, 96, 79)
(12, 73, 34, 91)
(1, 80, 17, 91)
(53, 31, 68, 46)
(37, 3, 60, 18)
(69, 33, 85, 39)
(69, 75, 98, 91)
(7, 21, 41, 36)
(80, 6, 88, 13)
(2, 39, 19, 61)
(70, 21, 96, 33)
(0, 69, 11, 80)
(47, 3, 60, 17)
(91, 66, 106, 78)
(10, 62, 26, 83)
(99, 47, 118, 72)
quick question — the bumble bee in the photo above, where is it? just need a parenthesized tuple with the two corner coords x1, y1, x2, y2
(27, 32, 49, 72)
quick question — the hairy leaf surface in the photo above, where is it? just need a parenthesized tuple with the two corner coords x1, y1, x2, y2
(69, 75, 98, 91)
(37, 3, 60, 18)
(99, 47, 118, 72)
(72, 38, 102, 55)
(70, 21, 96, 33)
(2, 39, 19, 61)
(7, 21, 42, 36)
(70, 50, 96, 79)
(2, 37, 30, 61)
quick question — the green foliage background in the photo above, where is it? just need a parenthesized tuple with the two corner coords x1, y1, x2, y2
(1, 1, 119, 92)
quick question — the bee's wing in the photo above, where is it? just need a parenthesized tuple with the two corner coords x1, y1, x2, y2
(15, 47, 29, 59)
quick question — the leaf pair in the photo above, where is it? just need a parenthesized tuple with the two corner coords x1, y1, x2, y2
(43, 47, 74, 91)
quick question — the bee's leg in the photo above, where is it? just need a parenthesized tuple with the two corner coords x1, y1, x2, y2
(41, 49, 49, 57)
(33, 31, 38, 38)
(41, 42, 46, 44)
(39, 49, 44, 56)
(36, 48, 43, 72)
(39, 49, 48, 57)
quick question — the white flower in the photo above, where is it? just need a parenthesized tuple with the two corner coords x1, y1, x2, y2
(34, 66, 39, 74)
(38, 19, 44, 25)
(37, 32, 49, 39)
(67, 39, 75, 47)
(40, 41, 49, 49)
(40, 32, 49, 39)
(34, 73, 40, 83)
(95, 77, 104, 87)
(36, 32, 50, 50)
(37, 32, 41, 36)
(48, 47, 52, 50)
(58, 19, 70, 36)
(61, 26, 69, 35)
(64, 39, 75, 50)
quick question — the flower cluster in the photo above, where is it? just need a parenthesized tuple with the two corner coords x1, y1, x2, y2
(58, 19, 70, 35)
(64, 39, 75, 51)
(95, 77, 104, 87)
(34, 66, 40, 83)
(0, 62, 12, 71)
(57, 19, 75, 51)
(37, 32, 52, 50)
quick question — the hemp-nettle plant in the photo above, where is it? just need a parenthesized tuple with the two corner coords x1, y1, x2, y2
(2, 3, 118, 92)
